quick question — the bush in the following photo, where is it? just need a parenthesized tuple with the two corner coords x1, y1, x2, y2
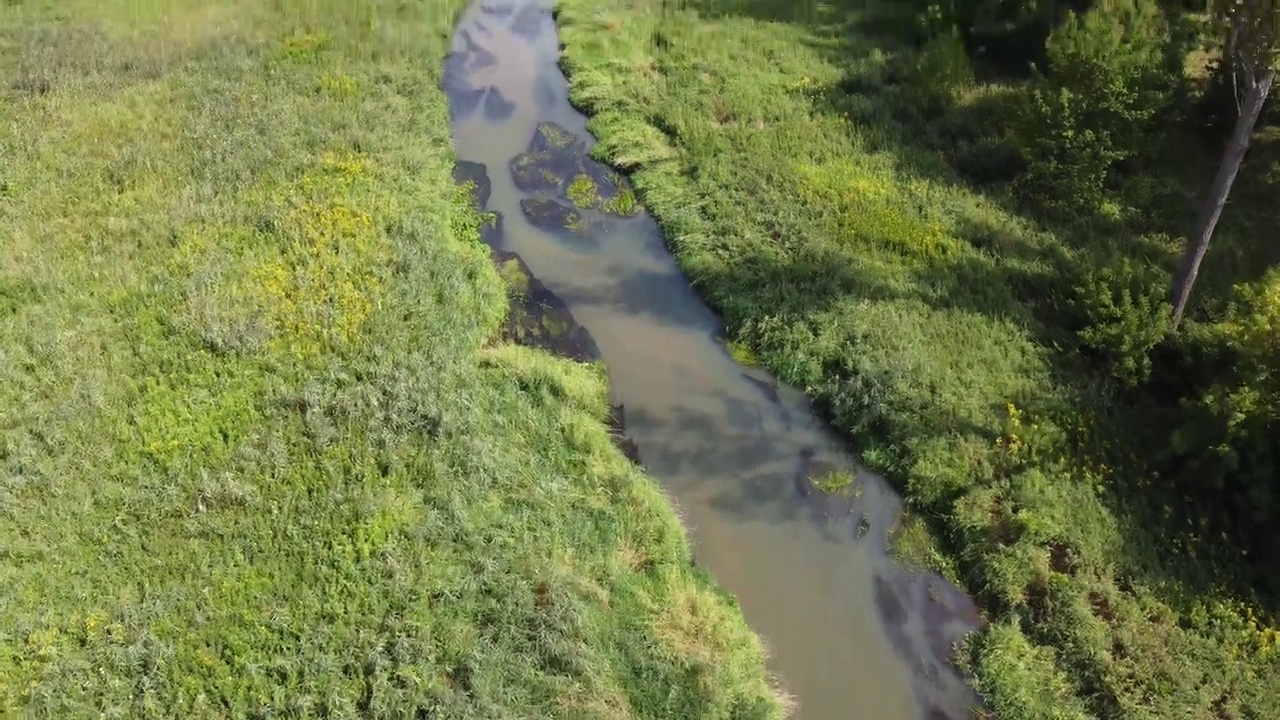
(1070, 254, 1172, 386)
(1173, 269, 1280, 582)
(1012, 0, 1175, 221)
(951, 0, 1066, 73)
(896, 28, 975, 121)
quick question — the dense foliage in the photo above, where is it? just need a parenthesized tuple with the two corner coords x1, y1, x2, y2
(556, 0, 1280, 717)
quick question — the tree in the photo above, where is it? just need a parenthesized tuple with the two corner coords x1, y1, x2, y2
(1171, 0, 1279, 329)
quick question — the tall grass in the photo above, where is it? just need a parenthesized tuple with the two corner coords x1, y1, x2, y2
(0, 1, 786, 717)
(554, 0, 1280, 718)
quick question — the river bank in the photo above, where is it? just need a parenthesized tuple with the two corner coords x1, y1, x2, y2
(0, 2, 784, 715)
(553, 0, 1280, 718)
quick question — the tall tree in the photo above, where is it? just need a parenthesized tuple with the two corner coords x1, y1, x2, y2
(1171, 0, 1279, 329)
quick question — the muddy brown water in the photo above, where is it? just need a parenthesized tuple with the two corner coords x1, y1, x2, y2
(447, 2, 986, 718)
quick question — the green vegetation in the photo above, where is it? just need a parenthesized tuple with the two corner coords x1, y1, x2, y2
(512, 129, 639, 220)
(556, 0, 1280, 717)
(600, 185, 639, 216)
(888, 512, 963, 585)
(812, 470, 857, 494)
(567, 173, 602, 208)
(0, 1, 787, 717)
(566, 173, 640, 217)
(724, 340, 760, 367)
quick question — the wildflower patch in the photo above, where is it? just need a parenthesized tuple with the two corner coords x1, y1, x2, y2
(792, 160, 961, 265)
(171, 152, 388, 365)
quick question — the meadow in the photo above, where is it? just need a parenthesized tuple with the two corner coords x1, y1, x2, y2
(554, 0, 1280, 718)
(0, 1, 786, 717)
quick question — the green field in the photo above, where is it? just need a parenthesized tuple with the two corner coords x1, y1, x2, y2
(0, 2, 786, 717)
(555, 0, 1280, 718)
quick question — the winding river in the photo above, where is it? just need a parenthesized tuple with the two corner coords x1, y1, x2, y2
(446, 2, 985, 718)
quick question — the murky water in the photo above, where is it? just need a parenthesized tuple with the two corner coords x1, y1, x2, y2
(447, 2, 985, 718)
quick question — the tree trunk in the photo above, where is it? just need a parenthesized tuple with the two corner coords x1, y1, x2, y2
(1171, 68, 1275, 330)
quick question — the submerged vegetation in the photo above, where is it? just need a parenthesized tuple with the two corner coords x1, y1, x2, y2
(556, 0, 1280, 717)
(812, 470, 857, 494)
(0, 1, 786, 717)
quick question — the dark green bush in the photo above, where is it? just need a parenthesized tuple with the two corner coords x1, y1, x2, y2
(1012, 0, 1175, 221)
(1173, 269, 1280, 591)
(952, 135, 1027, 184)
(1069, 254, 1172, 386)
(894, 29, 975, 121)
(952, 0, 1075, 73)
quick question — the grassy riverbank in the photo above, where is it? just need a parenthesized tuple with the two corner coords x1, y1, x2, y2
(0, 2, 786, 717)
(555, 0, 1280, 718)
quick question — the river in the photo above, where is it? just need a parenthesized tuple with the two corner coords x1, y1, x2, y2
(445, 2, 985, 718)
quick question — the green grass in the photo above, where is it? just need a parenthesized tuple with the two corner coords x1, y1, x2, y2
(554, 1, 1280, 718)
(0, 2, 788, 717)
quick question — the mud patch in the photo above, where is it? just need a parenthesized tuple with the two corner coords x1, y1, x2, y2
(480, 210, 505, 248)
(510, 4, 546, 40)
(874, 574, 909, 627)
(449, 85, 486, 121)
(454, 161, 595, 360)
(871, 568, 989, 720)
(480, 2, 514, 17)
(607, 403, 642, 466)
(533, 72, 558, 111)
(742, 372, 781, 406)
(491, 250, 643, 465)
(442, 51, 487, 121)
(458, 28, 497, 70)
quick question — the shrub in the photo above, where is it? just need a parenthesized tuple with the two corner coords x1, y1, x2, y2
(916, 28, 972, 110)
(1069, 254, 1172, 386)
(900, 28, 976, 119)
(1173, 269, 1280, 581)
(951, 0, 1065, 73)
(1012, 0, 1175, 221)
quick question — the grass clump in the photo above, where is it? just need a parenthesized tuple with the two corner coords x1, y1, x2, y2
(566, 173, 600, 208)
(0, 1, 787, 717)
(812, 470, 856, 494)
(555, 0, 1280, 718)
(601, 185, 638, 216)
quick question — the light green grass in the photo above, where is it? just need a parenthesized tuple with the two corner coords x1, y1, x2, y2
(0, 2, 787, 717)
(554, 1, 1280, 718)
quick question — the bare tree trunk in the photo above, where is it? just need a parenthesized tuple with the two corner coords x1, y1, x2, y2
(1171, 68, 1275, 330)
